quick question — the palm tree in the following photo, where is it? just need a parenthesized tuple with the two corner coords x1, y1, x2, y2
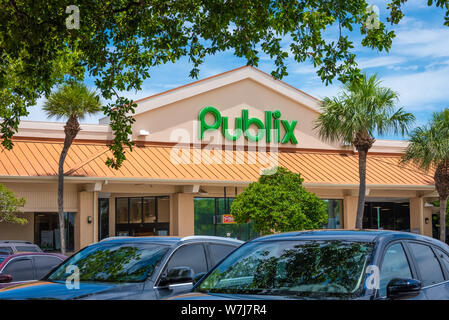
(315, 74, 415, 229)
(402, 110, 449, 243)
(43, 82, 102, 254)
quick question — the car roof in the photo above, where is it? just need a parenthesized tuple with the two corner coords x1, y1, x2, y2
(0, 240, 35, 244)
(252, 229, 449, 247)
(2, 252, 67, 258)
(98, 235, 243, 246)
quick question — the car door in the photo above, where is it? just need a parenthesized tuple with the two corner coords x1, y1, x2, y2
(405, 241, 449, 299)
(377, 241, 426, 300)
(155, 243, 208, 299)
(0, 256, 35, 285)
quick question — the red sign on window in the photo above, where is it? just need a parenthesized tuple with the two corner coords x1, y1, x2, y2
(222, 214, 235, 224)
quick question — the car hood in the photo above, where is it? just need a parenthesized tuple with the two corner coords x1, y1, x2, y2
(0, 280, 144, 300)
(169, 292, 365, 300)
(168, 292, 301, 300)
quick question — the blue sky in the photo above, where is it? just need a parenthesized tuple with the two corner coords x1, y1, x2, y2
(25, 0, 449, 140)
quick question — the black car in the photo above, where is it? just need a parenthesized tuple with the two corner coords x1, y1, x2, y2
(172, 230, 449, 300)
(0, 236, 243, 300)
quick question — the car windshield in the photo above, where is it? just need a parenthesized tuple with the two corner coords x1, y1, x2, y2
(197, 240, 374, 299)
(48, 242, 169, 283)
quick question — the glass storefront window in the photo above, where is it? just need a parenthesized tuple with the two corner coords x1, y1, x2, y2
(115, 196, 169, 237)
(98, 198, 109, 241)
(194, 197, 259, 241)
(34, 212, 75, 252)
(363, 202, 410, 231)
(323, 199, 343, 229)
(130, 198, 142, 223)
(195, 198, 344, 239)
(143, 197, 156, 223)
(116, 198, 129, 224)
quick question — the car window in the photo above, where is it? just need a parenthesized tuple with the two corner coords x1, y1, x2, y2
(15, 245, 40, 252)
(165, 244, 207, 276)
(0, 247, 13, 255)
(408, 242, 444, 287)
(49, 243, 169, 283)
(434, 248, 449, 275)
(209, 243, 236, 265)
(379, 243, 412, 297)
(34, 256, 63, 279)
(198, 240, 374, 299)
(2, 258, 34, 282)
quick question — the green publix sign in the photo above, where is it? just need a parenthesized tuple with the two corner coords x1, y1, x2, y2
(199, 106, 298, 144)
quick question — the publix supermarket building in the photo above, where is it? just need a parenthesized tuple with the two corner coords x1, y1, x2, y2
(0, 66, 439, 252)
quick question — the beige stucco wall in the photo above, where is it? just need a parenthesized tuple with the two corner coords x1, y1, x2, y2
(75, 191, 95, 251)
(343, 196, 358, 229)
(0, 213, 34, 242)
(410, 197, 424, 234)
(172, 193, 194, 237)
(2, 182, 79, 212)
(132, 79, 342, 151)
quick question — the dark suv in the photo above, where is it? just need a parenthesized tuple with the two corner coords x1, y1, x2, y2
(0, 236, 243, 299)
(172, 230, 449, 300)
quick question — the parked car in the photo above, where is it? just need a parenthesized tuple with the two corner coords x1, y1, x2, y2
(0, 241, 42, 254)
(171, 230, 449, 300)
(0, 252, 67, 289)
(0, 236, 243, 299)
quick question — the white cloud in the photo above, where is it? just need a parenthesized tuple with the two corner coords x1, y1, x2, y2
(357, 56, 405, 69)
(383, 66, 449, 110)
(392, 27, 449, 58)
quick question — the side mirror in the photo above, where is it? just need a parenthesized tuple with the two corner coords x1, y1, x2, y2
(159, 266, 194, 287)
(387, 278, 421, 299)
(0, 274, 12, 283)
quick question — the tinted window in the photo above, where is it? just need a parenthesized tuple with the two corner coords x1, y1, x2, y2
(379, 243, 412, 297)
(2, 258, 34, 281)
(209, 244, 236, 265)
(34, 256, 63, 279)
(198, 240, 374, 299)
(49, 243, 169, 282)
(435, 248, 449, 275)
(0, 247, 13, 255)
(409, 242, 444, 287)
(15, 246, 40, 252)
(166, 244, 207, 275)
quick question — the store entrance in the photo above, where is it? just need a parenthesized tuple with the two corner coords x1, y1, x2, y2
(115, 196, 170, 236)
(362, 201, 410, 232)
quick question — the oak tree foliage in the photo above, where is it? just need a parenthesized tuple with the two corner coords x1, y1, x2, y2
(0, 0, 448, 167)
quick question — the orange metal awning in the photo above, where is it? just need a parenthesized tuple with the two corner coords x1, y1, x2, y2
(0, 140, 434, 188)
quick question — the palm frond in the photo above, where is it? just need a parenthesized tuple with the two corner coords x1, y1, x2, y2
(315, 73, 415, 146)
(43, 82, 102, 121)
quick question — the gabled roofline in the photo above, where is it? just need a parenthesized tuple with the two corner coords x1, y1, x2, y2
(112, 65, 323, 119)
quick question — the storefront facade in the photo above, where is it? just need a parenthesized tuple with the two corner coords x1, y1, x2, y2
(0, 66, 438, 252)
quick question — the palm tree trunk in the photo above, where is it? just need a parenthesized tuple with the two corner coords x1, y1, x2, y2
(434, 161, 449, 243)
(440, 196, 447, 243)
(58, 115, 80, 255)
(356, 149, 367, 229)
(58, 148, 69, 255)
